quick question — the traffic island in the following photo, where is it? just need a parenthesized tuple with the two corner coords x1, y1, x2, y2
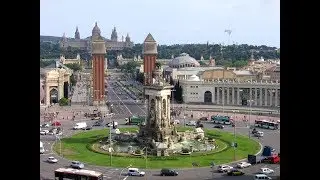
(53, 127, 260, 169)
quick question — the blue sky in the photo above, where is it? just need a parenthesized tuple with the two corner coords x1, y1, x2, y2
(40, 0, 279, 47)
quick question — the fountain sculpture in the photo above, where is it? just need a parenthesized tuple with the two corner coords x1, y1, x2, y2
(100, 66, 215, 156)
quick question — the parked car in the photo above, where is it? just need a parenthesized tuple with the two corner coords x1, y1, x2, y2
(40, 130, 49, 135)
(186, 121, 196, 126)
(160, 168, 178, 176)
(41, 123, 50, 128)
(70, 161, 84, 169)
(260, 168, 274, 174)
(199, 117, 208, 121)
(91, 117, 101, 120)
(51, 121, 61, 126)
(217, 165, 233, 172)
(254, 174, 272, 180)
(213, 125, 224, 129)
(47, 157, 58, 163)
(82, 126, 92, 130)
(127, 168, 145, 176)
(236, 162, 251, 168)
(93, 121, 103, 126)
(227, 169, 244, 176)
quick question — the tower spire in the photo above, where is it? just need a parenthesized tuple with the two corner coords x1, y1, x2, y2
(75, 26, 80, 39)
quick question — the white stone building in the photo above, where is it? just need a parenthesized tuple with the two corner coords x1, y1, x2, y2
(180, 75, 280, 107)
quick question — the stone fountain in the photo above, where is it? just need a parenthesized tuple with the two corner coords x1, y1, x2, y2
(100, 66, 215, 156)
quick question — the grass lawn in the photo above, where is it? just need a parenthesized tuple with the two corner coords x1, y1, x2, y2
(53, 127, 260, 169)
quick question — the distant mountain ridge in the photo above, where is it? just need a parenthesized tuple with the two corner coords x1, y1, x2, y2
(40, 35, 61, 43)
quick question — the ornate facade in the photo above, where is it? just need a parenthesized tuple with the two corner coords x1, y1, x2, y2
(40, 66, 72, 106)
(59, 26, 134, 51)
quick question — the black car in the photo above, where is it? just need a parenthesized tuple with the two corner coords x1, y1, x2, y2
(213, 125, 224, 129)
(160, 168, 178, 176)
(93, 122, 103, 126)
(227, 169, 244, 176)
(82, 126, 92, 130)
(252, 128, 258, 134)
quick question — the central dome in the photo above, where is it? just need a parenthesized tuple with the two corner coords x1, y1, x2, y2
(169, 53, 200, 68)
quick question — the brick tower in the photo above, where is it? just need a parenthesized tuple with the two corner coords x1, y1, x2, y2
(143, 33, 158, 85)
(91, 22, 106, 106)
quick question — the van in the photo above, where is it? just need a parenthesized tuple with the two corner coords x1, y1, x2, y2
(127, 168, 145, 176)
(73, 122, 87, 130)
(254, 174, 272, 180)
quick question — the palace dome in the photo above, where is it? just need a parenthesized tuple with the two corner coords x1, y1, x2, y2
(188, 74, 200, 81)
(169, 53, 200, 68)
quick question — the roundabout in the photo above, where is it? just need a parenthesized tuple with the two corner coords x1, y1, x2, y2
(53, 127, 260, 169)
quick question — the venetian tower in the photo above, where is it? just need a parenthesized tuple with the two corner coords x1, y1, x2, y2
(91, 22, 106, 106)
(143, 33, 158, 85)
(139, 65, 178, 153)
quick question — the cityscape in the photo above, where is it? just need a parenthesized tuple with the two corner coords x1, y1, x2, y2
(40, 1, 280, 180)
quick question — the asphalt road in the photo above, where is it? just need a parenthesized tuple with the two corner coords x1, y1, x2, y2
(40, 77, 280, 180)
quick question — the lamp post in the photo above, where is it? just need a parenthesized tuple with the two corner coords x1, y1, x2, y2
(119, 165, 132, 180)
(141, 146, 148, 169)
(55, 134, 62, 157)
(106, 112, 114, 166)
(248, 99, 254, 139)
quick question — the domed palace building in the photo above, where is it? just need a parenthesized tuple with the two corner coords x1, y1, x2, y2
(164, 53, 224, 81)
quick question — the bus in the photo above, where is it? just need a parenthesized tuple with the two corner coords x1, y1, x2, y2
(254, 120, 279, 130)
(54, 168, 103, 180)
(125, 115, 145, 125)
(211, 115, 231, 125)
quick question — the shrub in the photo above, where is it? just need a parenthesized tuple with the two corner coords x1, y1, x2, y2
(59, 97, 69, 106)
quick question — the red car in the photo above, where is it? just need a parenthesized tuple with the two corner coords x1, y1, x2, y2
(52, 121, 61, 126)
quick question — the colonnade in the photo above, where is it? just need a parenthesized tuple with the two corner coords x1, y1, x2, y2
(211, 87, 280, 107)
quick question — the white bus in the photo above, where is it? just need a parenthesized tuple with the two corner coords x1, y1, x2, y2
(254, 120, 279, 130)
(40, 141, 44, 154)
(54, 168, 103, 180)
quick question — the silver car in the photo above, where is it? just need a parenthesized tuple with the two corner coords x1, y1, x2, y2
(70, 161, 84, 169)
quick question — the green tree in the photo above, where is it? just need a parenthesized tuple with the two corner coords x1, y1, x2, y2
(59, 97, 69, 106)
(65, 63, 82, 71)
(70, 74, 77, 86)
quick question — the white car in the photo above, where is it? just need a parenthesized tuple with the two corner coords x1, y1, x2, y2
(127, 168, 145, 176)
(186, 121, 196, 126)
(40, 130, 49, 135)
(236, 162, 251, 168)
(47, 157, 58, 163)
(254, 131, 264, 137)
(217, 165, 233, 172)
(260, 167, 274, 174)
(254, 174, 272, 180)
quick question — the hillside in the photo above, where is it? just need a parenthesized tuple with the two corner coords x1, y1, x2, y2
(40, 35, 61, 44)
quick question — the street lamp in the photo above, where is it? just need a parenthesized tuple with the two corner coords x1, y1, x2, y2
(55, 134, 62, 157)
(119, 165, 132, 180)
(248, 99, 254, 139)
(141, 146, 148, 169)
(106, 113, 114, 166)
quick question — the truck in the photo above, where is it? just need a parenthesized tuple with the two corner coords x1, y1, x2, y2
(125, 115, 145, 125)
(73, 122, 87, 130)
(248, 146, 280, 164)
